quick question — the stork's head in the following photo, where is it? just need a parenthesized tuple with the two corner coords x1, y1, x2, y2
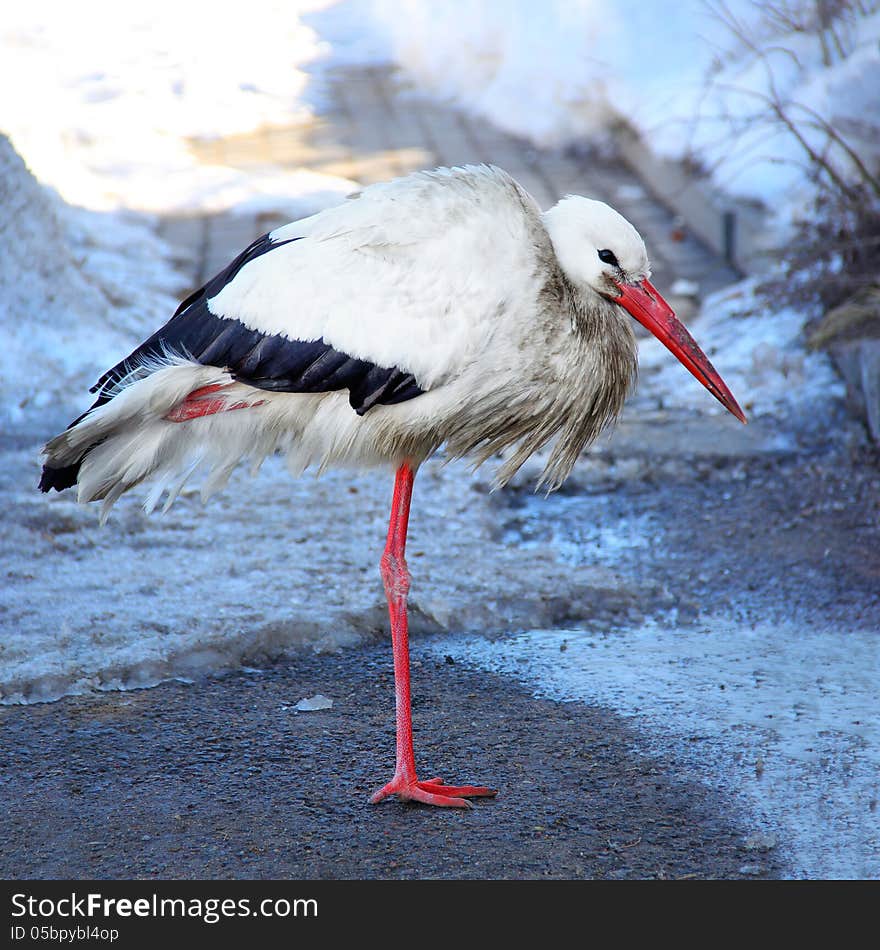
(543, 196, 746, 424)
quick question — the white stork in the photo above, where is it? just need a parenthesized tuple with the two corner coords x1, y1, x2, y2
(40, 164, 745, 808)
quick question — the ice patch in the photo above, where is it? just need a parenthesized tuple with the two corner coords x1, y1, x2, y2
(500, 500, 654, 568)
(424, 618, 880, 879)
(0, 453, 385, 706)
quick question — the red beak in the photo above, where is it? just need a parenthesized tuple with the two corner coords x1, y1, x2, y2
(614, 279, 747, 424)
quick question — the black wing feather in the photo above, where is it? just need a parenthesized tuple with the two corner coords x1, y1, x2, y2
(40, 230, 427, 493)
(87, 231, 425, 414)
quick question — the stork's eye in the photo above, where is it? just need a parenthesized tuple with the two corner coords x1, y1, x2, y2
(598, 249, 619, 267)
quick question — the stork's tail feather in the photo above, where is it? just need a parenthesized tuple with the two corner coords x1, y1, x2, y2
(39, 460, 84, 494)
(39, 360, 253, 521)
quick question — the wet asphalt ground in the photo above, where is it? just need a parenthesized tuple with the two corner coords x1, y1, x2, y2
(0, 643, 780, 881)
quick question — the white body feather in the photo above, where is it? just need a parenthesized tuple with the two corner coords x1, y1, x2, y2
(43, 165, 646, 519)
(209, 166, 546, 387)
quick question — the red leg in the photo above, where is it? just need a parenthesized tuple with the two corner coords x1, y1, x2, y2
(369, 463, 497, 808)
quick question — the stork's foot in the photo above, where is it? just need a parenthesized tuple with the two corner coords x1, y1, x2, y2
(369, 774, 497, 809)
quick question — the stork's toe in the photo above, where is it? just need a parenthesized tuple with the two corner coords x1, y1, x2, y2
(369, 775, 497, 808)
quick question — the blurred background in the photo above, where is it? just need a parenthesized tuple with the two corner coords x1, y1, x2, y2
(1, 0, 879, 879)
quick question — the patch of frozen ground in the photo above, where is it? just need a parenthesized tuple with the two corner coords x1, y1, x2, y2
(424, 621, 879, 880)
(1, 437, 639, 705)
(0, 449, 387, 705)
(498, 502, 655, 568)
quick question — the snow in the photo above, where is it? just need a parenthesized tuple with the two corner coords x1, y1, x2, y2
(334, 0, 739, 151)
(361, 0, 619, 145)
(425, 618, 880, 880)
(0, 452, 378, 705)
(678, 9, 880, 208)
(0, 137, 181, 426)
(638, 279, 847, 428)
(351, 1, 880, 210)
(0, 0, 357, 214)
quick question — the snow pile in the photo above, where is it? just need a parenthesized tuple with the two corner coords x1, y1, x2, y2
(354, 0, 879, 210)
(350, 0, 619, 144)
(637, 280, 846, 428)
(680, 5, 880, 207)
(0, 137, 181, 424)
(0, 0, 358, 213)
(331, 0, 728, 148)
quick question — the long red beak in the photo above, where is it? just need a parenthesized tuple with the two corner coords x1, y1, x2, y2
(614, 279, 747, 424)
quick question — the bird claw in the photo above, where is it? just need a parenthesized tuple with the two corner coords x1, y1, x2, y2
(369, 775, 498, 809)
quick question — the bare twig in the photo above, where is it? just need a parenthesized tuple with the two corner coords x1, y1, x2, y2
(703, 0, 880, 320)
